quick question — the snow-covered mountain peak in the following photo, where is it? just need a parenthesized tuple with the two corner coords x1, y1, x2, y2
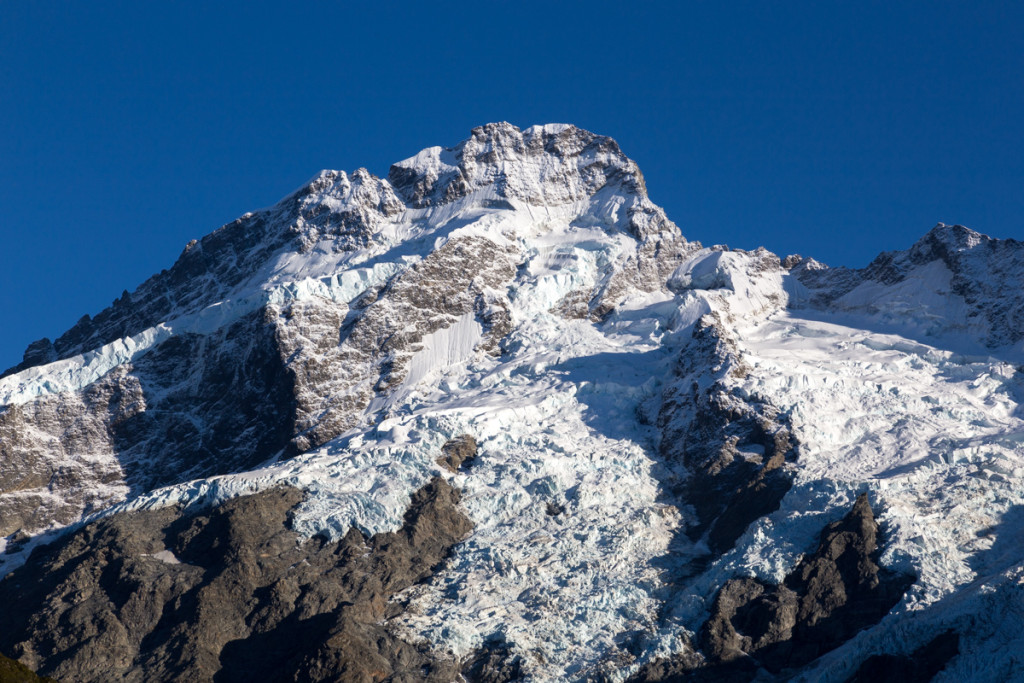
(913, 222, 986, 254)
(3, 123, 683, 381)
(6, 124, 1024, 681)
(794, 222, 1024, 352)
(387, 122, 673, 240)
(871, 223, 990, 276)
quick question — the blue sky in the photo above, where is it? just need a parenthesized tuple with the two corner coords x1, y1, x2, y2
(2, 2, 1022, 370)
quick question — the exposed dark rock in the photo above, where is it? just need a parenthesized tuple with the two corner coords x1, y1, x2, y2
(701, 493, 914, 674)
(0, 371, 135, 536)
(0, 308, 298, 537)
(703, 453, 793, 557)
(551, 289, 592, 320)
(628, 639, 706, 682)
(658, 314, 796, 556)
(461, 639, 524, 683)
(17, 339, 56, 371)
(116, 309, 299, 488)
(476, 299, 514, 356)
(634, 494, 914, 682)
(437, 435, 478, 473)
(0, 478, 471, 682)
(632, 658, 759, 683)
(633, 308, 801, 683)
(545, 501, 565, 517)
(847, 630, 960, 683)
(781, 254, 803, 270)
(701, 578, 799, 664)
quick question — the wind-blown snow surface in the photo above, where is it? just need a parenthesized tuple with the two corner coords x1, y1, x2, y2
(651, 242, 1024, 682)
(4, 121, 1024, 680)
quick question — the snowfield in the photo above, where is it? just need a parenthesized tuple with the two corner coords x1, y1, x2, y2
(3, 122, 1024, 680)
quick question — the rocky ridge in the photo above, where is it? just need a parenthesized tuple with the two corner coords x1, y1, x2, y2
(0, 477, 472, 682)
(0, 122, 691, 547)
(795, 222, 1024, 347)
(3, 123, 1024, 680)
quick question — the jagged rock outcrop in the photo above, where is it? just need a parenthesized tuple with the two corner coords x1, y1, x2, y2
(437, 435, 478, 473)
(0, 478, 472, 682)
(633, 494, 914, 681)
(658, 313, 796, 555)
(387, 123, 672, 240)
(702, 493, 914, 674)
(461, 640, 524, 683)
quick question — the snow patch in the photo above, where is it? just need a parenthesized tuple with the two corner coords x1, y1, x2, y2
(404, 312, 484, 389)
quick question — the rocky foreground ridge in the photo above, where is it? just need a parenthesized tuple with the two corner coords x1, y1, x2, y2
(3, 123, 1024, 681)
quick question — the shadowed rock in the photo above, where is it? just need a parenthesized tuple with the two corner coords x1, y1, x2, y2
(0, 310, 298, 539)
(0, 478, 471, 682)
(847, 630, 959, 683)
(462, 640, 524, 683)
(700, 493, 914, 674)
(658, 313, 797, 556)
(633, 493, 914, 681)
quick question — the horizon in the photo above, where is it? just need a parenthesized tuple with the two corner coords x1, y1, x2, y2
(3, 2, 1022, 370)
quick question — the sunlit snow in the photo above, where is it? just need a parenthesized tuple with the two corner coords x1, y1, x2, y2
(4, 126, 1024, 680)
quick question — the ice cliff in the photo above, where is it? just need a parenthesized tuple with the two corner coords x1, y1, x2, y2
(2, 123, 1023, 682)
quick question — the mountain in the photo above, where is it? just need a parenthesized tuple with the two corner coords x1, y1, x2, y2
(2, 122, 1023, 682)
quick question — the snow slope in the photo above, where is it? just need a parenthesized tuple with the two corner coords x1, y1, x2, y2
(3, 124, 1024, 680)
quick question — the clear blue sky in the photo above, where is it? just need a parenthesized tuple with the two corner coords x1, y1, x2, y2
(2, 2, 1023, 370)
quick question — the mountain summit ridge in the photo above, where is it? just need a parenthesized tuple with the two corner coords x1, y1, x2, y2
(4, 122, 678, 379)
(2, 124, 1024, 681)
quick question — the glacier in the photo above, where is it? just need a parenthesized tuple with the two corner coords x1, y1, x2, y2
(1, 123, 1023, 681)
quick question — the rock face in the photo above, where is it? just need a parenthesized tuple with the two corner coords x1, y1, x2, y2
(658, 312, 796, 556)
(437, 435, 478, 473)
(0, 310, 297, 537)
(701, 494, 913, 675)
(275, 234, 520, 453)
(0, 478, 471, 682)
(461, 640, 524, 683)
(633, 494, 914, 682)
(4, 123, 1024, 680)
